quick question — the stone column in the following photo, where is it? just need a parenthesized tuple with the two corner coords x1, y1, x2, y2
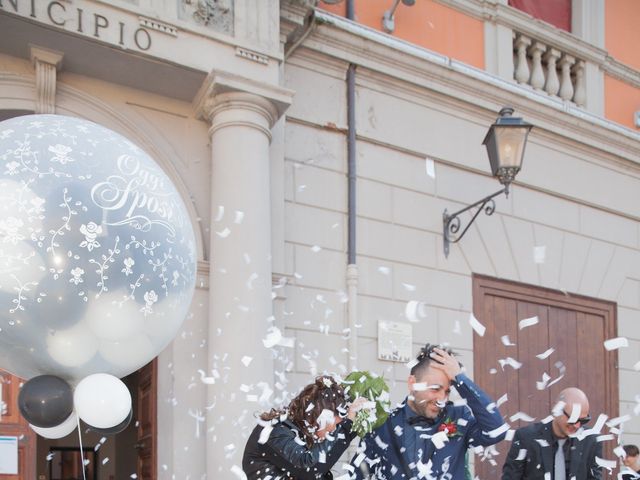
(194, 72, 292, 478)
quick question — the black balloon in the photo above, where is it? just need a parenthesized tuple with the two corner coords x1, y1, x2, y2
(18, 375, 73, 428)
(88, 408, 133, 435)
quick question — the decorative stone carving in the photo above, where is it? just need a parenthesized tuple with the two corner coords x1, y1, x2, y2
(30, 46, 63, 114)
(180, 0, 234, 35)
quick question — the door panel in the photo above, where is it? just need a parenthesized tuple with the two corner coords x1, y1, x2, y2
(136, 360, 156, 480)
(473, 275, 618, 479)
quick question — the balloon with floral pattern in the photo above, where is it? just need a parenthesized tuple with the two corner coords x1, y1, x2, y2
(0, 114, 197, 382)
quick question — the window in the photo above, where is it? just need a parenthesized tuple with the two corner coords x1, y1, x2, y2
(509, 0, 571, 32)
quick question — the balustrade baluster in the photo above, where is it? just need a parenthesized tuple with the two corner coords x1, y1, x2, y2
(573, 60, 586, 107)
(529, 41, 547, 90)
(558, 54, 575, 101)
(514, 34, 531, 84)
(543, 48, 560, 96)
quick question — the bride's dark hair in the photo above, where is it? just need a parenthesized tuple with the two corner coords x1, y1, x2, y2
(260, 375, 348, 447)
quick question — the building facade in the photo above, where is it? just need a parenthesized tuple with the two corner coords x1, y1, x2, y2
(0, 0, 639, 478)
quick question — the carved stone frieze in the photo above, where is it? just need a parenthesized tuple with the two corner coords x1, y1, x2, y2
(180, 0, 234, 35)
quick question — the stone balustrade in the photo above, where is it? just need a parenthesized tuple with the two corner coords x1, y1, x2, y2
(513, 32, 586, 107)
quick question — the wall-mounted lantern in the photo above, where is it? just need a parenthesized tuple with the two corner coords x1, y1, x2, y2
(443, 107, 533, 258)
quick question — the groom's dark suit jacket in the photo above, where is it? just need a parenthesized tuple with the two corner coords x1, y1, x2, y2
(502, 422, 602, 480)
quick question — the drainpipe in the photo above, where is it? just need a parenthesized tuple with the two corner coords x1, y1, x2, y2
(346, 0, 359, 372)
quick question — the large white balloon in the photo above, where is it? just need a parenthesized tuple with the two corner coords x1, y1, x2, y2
(74, 373, 131, 429)
(0, 115, 197, 382)
(30, 411, 78, 439)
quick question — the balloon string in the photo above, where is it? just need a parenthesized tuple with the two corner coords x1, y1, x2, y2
(76, 415, 88, 480)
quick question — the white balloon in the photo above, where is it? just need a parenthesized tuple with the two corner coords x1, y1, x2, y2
(74, 373, 131, 429)
(86, 290, 144, 341)
(46, 322, 98, 368)
(0, 114, 197, 382)
(30, 411, 78, 439)
(98, 333, 154, 373)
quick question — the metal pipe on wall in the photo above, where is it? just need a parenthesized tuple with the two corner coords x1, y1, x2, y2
(346, 0, 359, 371)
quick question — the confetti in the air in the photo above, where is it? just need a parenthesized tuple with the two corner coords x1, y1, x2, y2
(603, 337, 628, 351)
(510, 412, 535, 423)
(214, 205, 224, 222)
(518, 316, 539, 330)
(233, 211, 245, 224)
(533, 246, 546, 264)
(231, 464, 248, 479)
(241, 356, 253, 367)
(536, 348, 555, 360)
(216, 227, 231, 238)
(405, 301, 428, 323)
(311, 245, 322, 253)
(377, 266, 391, 275)
(595, 457, 616, 472)
(402, 283, 416, 292)
(469, 313, 486, 337)
(498, 357, 522, 370)
(567, 403, 581, 423)
(425, 157, 436, 178)
(431, 430, 449, 449)
(501, 335, 516, 346)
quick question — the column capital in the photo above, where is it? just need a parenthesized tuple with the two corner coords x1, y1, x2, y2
(193, 70, 293, 133)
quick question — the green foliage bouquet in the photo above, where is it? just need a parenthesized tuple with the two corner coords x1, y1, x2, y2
(342, 371, 391, 438)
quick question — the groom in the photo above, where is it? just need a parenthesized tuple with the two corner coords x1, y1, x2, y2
(351, 343, 507, 479)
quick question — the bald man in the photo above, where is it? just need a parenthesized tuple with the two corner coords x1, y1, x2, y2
(502, 387, 602, 480)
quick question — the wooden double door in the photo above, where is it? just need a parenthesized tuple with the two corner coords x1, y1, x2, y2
(0, 361, 157, 480)
(472, 274, 619, 479)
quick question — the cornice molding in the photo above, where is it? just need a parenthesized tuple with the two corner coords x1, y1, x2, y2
(305, 11, 640, 165)
(604, 56, 640, 89)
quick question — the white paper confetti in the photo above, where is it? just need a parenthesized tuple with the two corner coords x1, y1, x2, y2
(233, 211, 244, 224)
(214, 205, 224, 222)
(230, 464, 248, 479)
(216, 227, 231, 238)
(498, 357, 522, 370)
(606, 414, 631, 427)
(241, 356, 253, 367)
(501, 335, 516, 346)
(469, 313, 486, 337)
(603, 337, 628, 351)
(536, 348, 555, 360)
(402, 283, 416, 292)
(595, 457, 616, 471)
(311, 245, 322, 253)
(518, 316, 539, 330)
(377, 266, 391, 275)
(510, 412, 536, 423)
(613, 445, 626, 458)
(634, 360, 640, 371)
(452, 320, 461, 334)
(257, 425, 273, 444)
(405, 301, 428, 323)
(487, 423, 510, 438)
(567, 403, 581, 423)
(536, 372, 551, 390)
(533, 246, 546, 264)
(516, 449, 527, 461)
(425, 157, 436, 178)
(431, 431, 449, 449)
